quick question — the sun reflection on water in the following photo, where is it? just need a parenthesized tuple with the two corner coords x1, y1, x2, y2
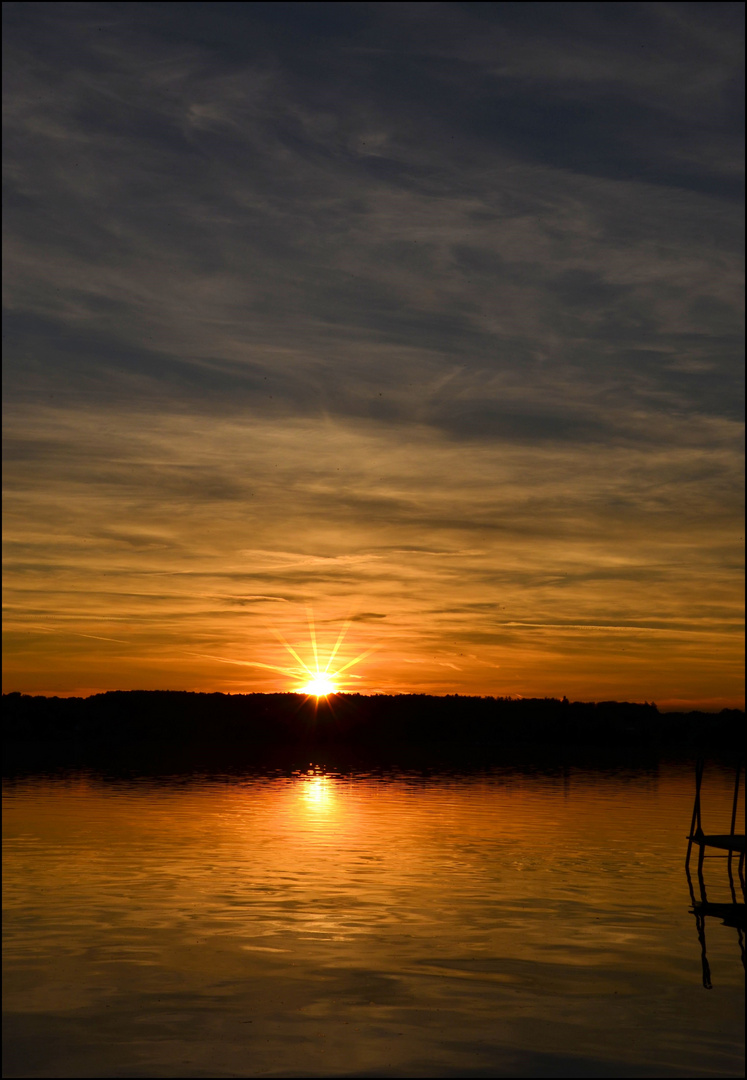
(300, 773, 336, 812)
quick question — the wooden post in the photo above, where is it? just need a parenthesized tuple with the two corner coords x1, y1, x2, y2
(686, 757, 704, 868)
(728, 762, 741, 872)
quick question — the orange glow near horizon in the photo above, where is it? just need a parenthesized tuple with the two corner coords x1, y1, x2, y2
(2, 414, 744, 710)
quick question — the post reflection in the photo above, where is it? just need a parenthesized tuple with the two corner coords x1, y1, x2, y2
(684, 758, 746, 989)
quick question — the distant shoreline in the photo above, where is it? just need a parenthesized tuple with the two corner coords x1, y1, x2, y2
(4, 691, 742, 772)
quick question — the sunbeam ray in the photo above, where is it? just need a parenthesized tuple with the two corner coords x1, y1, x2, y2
(323, 619, 351, 674)
(332, 647, 377, 677)
(271, 629, 314, 677)
(306, 606, 320, 673)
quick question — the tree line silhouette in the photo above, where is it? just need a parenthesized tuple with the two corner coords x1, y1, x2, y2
(4, 691, 742, 765)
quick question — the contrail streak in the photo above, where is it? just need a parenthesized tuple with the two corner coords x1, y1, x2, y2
(18, 624, 130, 644)
(191, 653, 305, 678)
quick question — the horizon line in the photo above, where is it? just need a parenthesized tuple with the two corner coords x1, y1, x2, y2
(2, 688, 744, 714)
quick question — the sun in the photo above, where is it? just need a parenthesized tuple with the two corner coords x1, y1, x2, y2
(265, 609, 375, 697)
(302, 675, 337, 697)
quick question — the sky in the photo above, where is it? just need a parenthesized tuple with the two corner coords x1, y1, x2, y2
(3, 1, 744, 708)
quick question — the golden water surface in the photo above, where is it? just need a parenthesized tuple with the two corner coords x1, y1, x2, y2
(3, 762, 744, 1077)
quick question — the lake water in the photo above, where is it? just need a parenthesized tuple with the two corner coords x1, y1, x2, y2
(3, 761, 744, 1078)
